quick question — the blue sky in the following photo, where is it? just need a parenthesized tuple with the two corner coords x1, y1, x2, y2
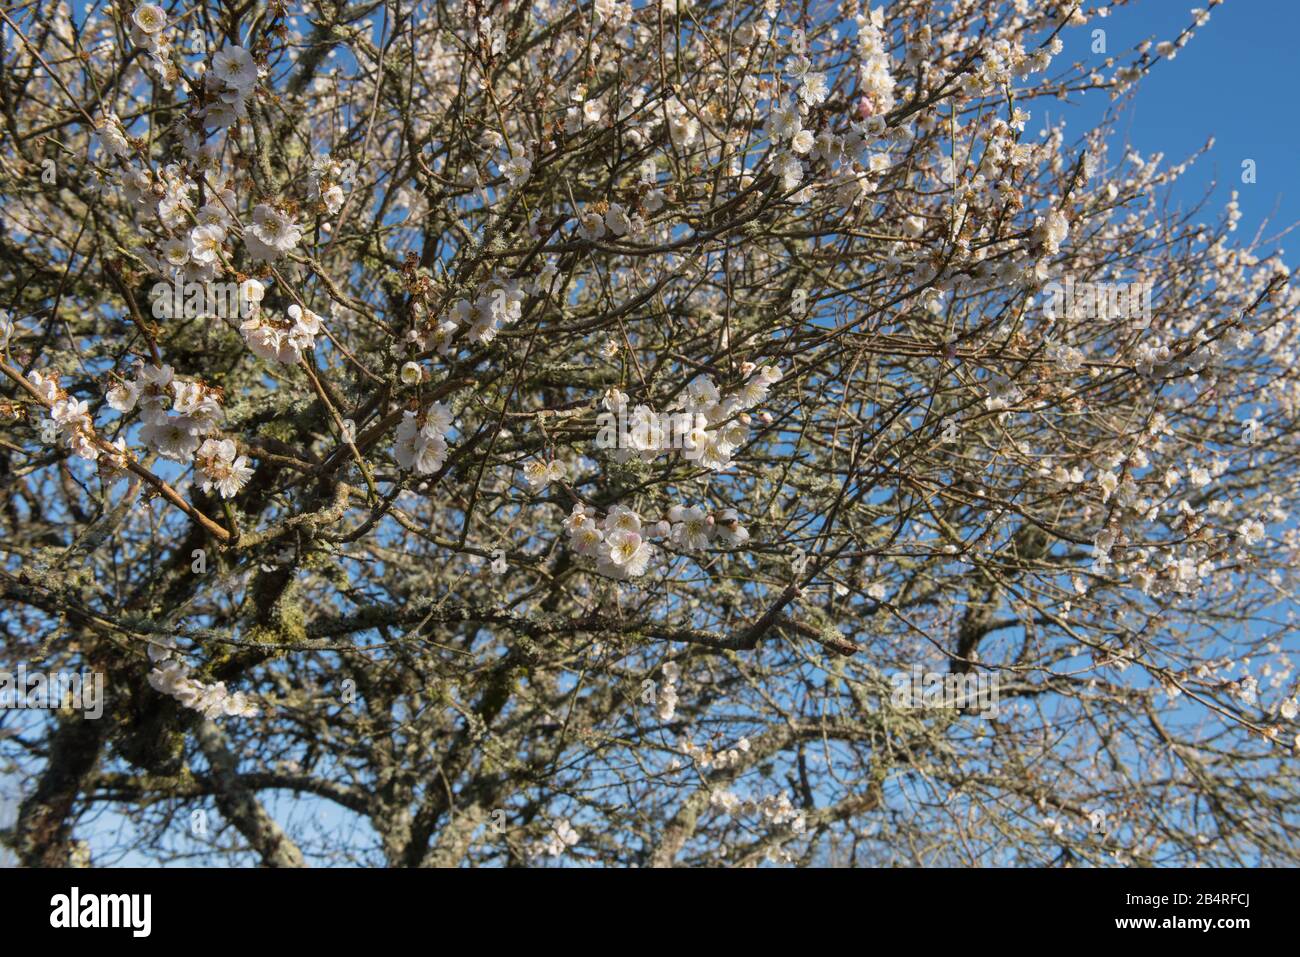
(1053, 0, 1300, 260)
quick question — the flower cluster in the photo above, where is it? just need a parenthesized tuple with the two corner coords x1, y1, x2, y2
(657, 661, 681, 721)
(308, 154, 350, 216)
(854, 7, 896, 116)
(244, 203, 303, 263)
(29, 370, 100, 462)
(241, 303, 322, 364)
(393, 402, 453, 475)
(681, 735, 752, 771)
(124, 167, 239, 292)
(107, 362, 231, 467)
(194, 438, 253, 499)
(596, 395, 707, 462)
(576, 200, 647, 241)
(599, 362, 781, 472)
(1033, 209, 1071, 257)
(565, 503, 661, 580)
(709, 788, 807, 835)
(498, 153, 532, 189)
(204, 44, 259, 129)
(413, 275, 527, 355)
(158, 210, 242, 293)
(128, 4, 176, 87)
(94, 111, 132, 161)
(667, 505, 750, 551)
(528, 818, 579, 860)
(565, 499, 754, 582)
(147, 642, 257, 719)
(523, 458, 567, 489)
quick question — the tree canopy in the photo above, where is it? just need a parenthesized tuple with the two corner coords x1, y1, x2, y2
(2, 0, 1298, 867)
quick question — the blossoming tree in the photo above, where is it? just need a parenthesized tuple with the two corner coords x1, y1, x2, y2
(2, 0, 1298, 867)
